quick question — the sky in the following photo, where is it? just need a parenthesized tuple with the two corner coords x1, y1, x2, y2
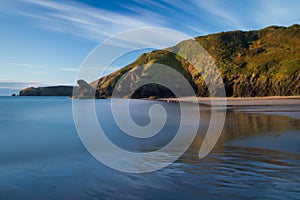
(0, 0, 300, 95)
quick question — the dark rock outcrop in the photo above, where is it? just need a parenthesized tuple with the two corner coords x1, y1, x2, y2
(75, 79, 97, 98)
(19, 86, 77, 96)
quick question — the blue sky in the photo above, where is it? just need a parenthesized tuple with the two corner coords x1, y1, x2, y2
(0, 0, 300, 95)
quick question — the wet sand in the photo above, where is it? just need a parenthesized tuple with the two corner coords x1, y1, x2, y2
(159, 96, 300, 106)
(159, 96, 300, 155)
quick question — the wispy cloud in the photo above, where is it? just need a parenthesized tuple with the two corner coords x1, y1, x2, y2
(0, 80, 52, 95)
(3, 0, 299, 50)
(104, 27, 189, 49)
(192, 0, 246, 29)
(185, 26, 209, 35)
(7, 62, 44, 69)
(123, 0, 211, 35)
(18, 0, 163, 42)
(3, 0, 300, 41)
(7, 62, 80, 73)
(0, 80, 42, 90)
(250, 0, 300, 27)
(5, 62, 48, 75)
(10, 0, 201, 47)
(0, 80, 72, 90)
(58, 67, 79, 72)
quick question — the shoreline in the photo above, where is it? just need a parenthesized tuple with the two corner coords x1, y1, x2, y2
(157, 96, 300, 106)
(5, 95, 300, 107)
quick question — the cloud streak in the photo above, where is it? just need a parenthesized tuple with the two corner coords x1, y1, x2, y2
(3, 0, 300, 43)
(7, 62, 44, 69)
(19, 0, 162, 42)
(58, 67, 79, 72)
(250, 0, 300, 27)
(0, 80, 42, 90)
(193, 0, 246, 29)
(0, 80, 49, 95)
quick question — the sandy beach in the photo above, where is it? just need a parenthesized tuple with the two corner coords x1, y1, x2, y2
(158, 96, 300, 106)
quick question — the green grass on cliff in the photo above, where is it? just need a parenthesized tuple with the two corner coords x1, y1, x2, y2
(96, 24, 300, 97)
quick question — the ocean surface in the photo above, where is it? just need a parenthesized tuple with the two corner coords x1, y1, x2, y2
(0, 96, 299, 200)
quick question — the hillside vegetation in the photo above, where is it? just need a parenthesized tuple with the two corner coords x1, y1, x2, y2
(79, 25, 300, 98)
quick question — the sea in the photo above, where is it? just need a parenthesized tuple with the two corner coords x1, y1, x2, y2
(0, 96, 299, 200)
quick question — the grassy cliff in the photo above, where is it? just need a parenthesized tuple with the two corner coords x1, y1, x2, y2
(92, 24, 300, 98)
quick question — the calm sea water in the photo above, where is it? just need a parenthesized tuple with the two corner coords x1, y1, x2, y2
(0, 97, 299, 200)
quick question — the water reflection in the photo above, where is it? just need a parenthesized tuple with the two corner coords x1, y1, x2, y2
(173, 106, 300, 199)
(188, 107, 300, 152)
(222, 110, 299, 140)
(0, 97, 299, 200)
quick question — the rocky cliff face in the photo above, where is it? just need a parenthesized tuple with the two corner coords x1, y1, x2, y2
(75, 80, 96, 98)
(90, 24, 300, 98)
(19, 86, 78, 96)
(19, 25, 300, 98)
(194, 24, 300, 97)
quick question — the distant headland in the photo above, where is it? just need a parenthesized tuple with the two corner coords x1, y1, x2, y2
(19, 86, 77, 96)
